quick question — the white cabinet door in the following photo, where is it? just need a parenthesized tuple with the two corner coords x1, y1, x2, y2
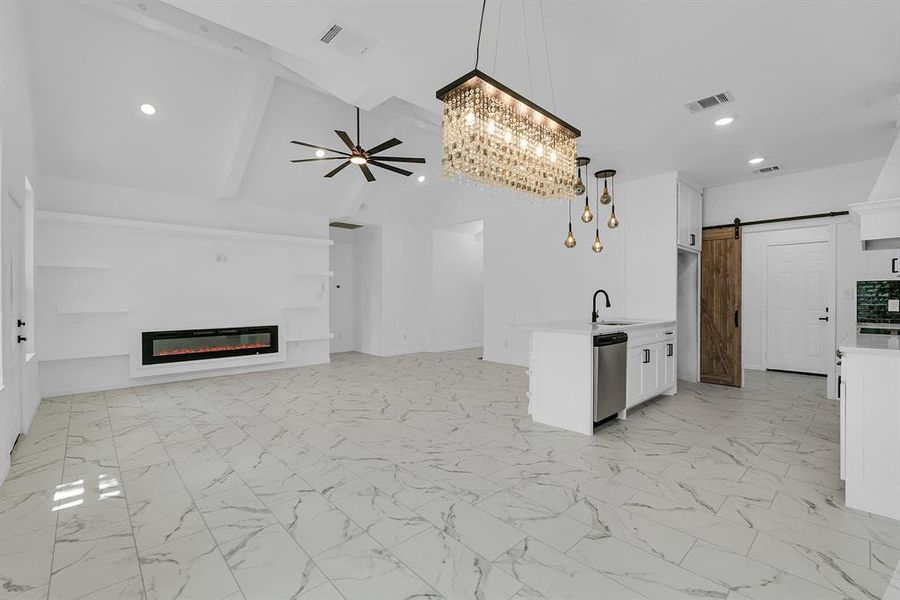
(640, 346, 659, 399)
(627, 346, 644, 407)
(663, 341, 677, 388)
(859, 247, 900, 280)
(690, 188, 702, 251)
(677, 181, 702, 251)
(677, 182, 691, 248)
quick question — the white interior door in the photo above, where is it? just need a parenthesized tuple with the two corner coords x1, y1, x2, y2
(2, 191, 24, 457)
(765, 241, 829, 374)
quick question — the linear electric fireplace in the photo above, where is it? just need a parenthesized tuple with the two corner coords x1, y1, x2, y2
(142, 326, 278, 365)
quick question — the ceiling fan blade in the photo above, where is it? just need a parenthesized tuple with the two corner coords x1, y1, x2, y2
(369, 156, 426, 164)
(290, 140, 349, 156)
(334, 130, 356, 151)
(359, 164, 376, 182)
(324, 161, 351, 178)
(291, 157, 347, 163)
(366, 138, 402, 155)
(369, 160, 413, 177)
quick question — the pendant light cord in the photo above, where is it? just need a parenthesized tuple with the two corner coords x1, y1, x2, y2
(474, 0, 487, 69)
(522, 0, 533, 97)
(537, 0, 556, 112)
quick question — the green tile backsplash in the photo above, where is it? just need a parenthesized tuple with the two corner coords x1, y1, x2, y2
(857, 280, 900, 324)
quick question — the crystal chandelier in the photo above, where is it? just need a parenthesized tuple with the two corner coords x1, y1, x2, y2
(435, 1, 580, 199)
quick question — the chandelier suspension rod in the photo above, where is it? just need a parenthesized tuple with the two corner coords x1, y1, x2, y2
(537, 0, 556, 112)
(474, 0, 487, 69)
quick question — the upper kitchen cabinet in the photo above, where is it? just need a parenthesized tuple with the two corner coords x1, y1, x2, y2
(850, 199, 900, 278)
(677, 181, 703, 252)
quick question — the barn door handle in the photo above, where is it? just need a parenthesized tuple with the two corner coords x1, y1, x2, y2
(734, 310, 739, 328)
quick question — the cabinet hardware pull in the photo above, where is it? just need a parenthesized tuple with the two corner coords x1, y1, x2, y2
(666, 343, 673, 357)
(643, 349, 650, 364)
(837, 375, 841, 399)
(690, 233, 695, 246)
(893, 257, 899, 274)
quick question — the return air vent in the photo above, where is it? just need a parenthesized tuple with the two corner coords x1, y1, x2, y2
(685, 91, 735, 114)
(318, 21, 376, 58)
(754, 165, 781, 174)
(329, 221, 363, 230)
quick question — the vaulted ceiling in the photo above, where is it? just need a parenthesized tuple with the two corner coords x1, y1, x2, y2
(22, 0, 900, 215)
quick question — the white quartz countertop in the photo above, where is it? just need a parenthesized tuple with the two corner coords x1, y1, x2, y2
(516, 319, 676, 335)
(840, 332, 900, 354)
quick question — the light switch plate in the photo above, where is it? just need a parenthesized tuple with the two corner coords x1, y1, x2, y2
(888, 298, 900, 312)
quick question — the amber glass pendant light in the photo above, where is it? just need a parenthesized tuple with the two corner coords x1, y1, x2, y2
(564, 198, 577, 248)
(577, 157, 593, 223)
(595, 169, 619, 228)
(592, 179, 603, 252)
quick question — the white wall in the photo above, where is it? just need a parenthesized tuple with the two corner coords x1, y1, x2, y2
(354, 225, 384, 356)
(430, 226, 483, 352)
(329, 228, 357, 353)
(1, 0, 41, 483)
(624, 172, 679, 320)
(704, 159, 884, 225)
(35, 178, 332, 396)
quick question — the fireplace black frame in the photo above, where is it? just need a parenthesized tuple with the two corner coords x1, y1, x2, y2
(142, 325, 279, 365)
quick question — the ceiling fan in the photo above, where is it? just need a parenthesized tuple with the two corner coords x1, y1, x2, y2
(290, 107, 425, 182)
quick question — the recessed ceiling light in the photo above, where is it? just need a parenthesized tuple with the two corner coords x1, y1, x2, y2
(714, 117, 734, 127)
(315, 149, 325, 157)
(140, 103, 156, 115)
(748, 157, 765, 165)
(417, 175, 426, 183)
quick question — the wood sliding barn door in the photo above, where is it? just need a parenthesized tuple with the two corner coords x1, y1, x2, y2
(700, 226, 742, 386)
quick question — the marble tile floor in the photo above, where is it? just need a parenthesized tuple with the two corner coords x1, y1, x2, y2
(1, 349, 898, 600)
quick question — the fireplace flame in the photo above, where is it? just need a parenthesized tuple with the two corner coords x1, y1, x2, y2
(157, 342, 269, 357)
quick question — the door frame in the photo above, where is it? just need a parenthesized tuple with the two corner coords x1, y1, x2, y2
(743, 220, 837, 396)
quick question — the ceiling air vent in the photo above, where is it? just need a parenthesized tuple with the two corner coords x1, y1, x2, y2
(320, 24, 342, 44)
(685, 91, 735, 114)
(329, 221, 363, 230)
(754, 165, 781, 175)
(318, 21, 376, 58)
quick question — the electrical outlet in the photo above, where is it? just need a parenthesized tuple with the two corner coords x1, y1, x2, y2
(888, 299, 900, 312)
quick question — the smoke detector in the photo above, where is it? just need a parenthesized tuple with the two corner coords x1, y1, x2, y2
(753, 165, 781, 175)
(319, 21, 376, 58)
(685, 91, 735, 114)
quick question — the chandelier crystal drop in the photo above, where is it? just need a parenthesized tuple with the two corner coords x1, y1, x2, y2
(437, 71, 580, 199)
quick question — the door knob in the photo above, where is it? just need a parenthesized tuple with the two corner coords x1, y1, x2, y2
(818, 316, 829, 321)
(17, 319, 25, 327)
(17, 335, 26, 343)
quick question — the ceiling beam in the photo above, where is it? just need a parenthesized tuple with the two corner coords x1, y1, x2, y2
(220, 72, 276, 202)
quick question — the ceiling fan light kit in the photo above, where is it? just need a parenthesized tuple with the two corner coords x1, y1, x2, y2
(290, 106, 425, 182)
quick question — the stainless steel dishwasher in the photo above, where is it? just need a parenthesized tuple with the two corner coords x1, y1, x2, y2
(593, 332, 628, 424)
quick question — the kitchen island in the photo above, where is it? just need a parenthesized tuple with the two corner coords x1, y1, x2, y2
(839, 331, 900, 520)
(521, 319, 677, 435)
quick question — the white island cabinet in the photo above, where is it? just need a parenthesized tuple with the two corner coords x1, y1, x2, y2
(521, 320, 677, 435)
(839, 333, 900, 520)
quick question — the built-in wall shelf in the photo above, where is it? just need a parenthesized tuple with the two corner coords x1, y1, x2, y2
(37, 210, 333, 247)
(286, 333, 334, 342)
(40, 351, 129, 362)
(38, 261, 112, 270)
(57, 306, 130, 315)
